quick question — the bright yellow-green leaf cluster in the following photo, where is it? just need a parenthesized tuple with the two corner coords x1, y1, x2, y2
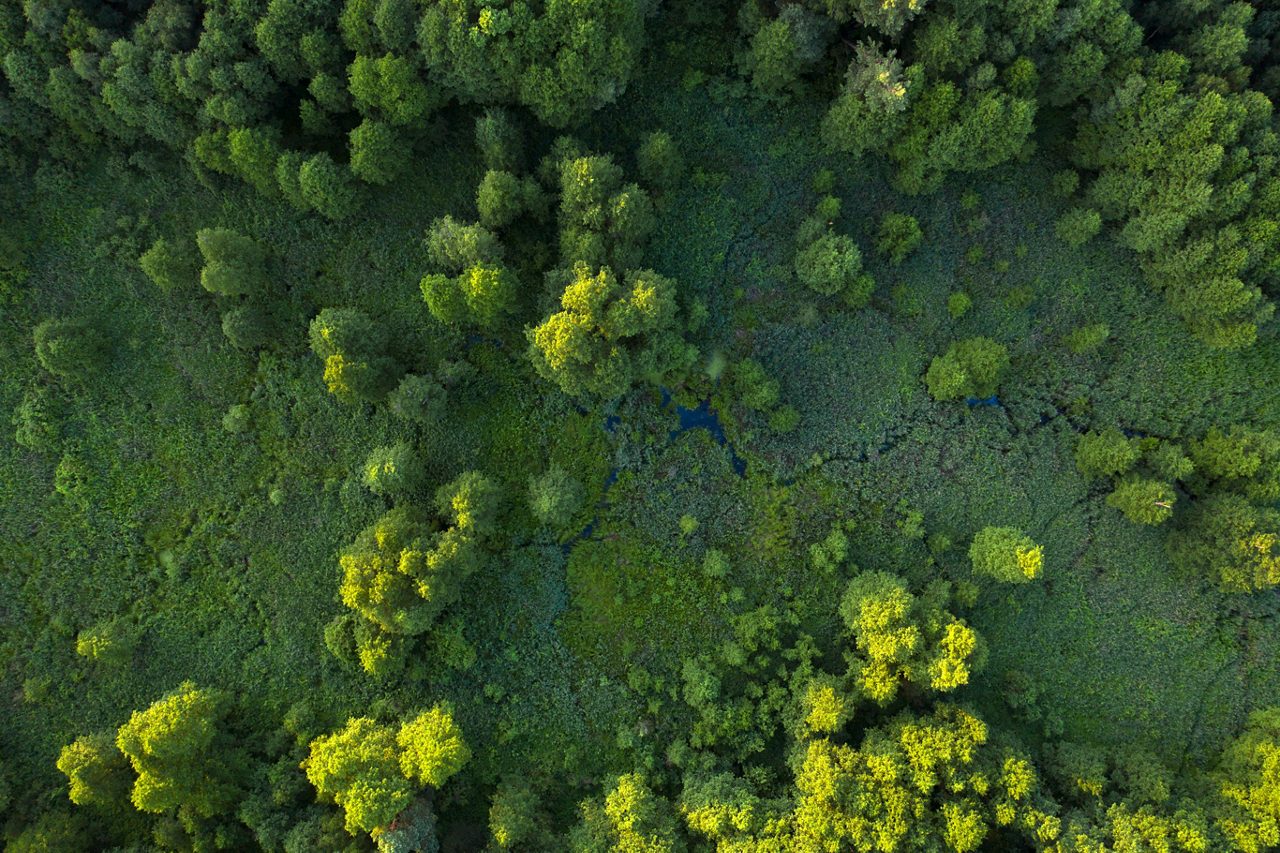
(398, 704, 472, 789)
(970, 526, 1044, 583)
(840, 572, 981, 703)
(304, 705, 469, 838)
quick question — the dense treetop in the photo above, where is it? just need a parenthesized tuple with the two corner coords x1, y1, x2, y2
(3, 0, 1280, 850)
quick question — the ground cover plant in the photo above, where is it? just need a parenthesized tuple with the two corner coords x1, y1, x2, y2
(3, 0, 1280, 850)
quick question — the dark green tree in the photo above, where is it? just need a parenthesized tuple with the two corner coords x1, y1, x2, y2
(196, 228, 269, 298)
(475, 107, 524, 172)
(300, 153, 359, 220)
(636, 130, 684, 194)
(875, 212, 922, 263)
(387, 373, 447, 424)
(349, 119, 403, 185)
(139, 237, 198, 293)
(362, 442, 425, 500)
(32, 318, 105, 380)
(924, 338, 1009, 400)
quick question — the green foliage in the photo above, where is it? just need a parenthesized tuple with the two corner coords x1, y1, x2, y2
(419, 0, 651, 127)
(572, 772, 687, 853)
(348, 53, 434, 126)
(304, 717, 413, 835)
(556, 153, 656, 271)
(222, 403, 251, 434)
(529, 464, 584, 532)
(924, 337, 1009, 400)
(1063, 322, 1111, 354)
(139, 237, 198, 293)
(477, 169, 535, 229)
(436, 469, 503, 537)
(821, 0, 927, 34)
(794, 232, 872, 305)
(299, 153, 359, 220)
(1215, 707, 1280, 853)
(528, 263, 696, 399)
(362, 441, 424, 500)
(387, 373, 447, 424)
(115, 682, 239, 817)
(636, 131, 684, 194)
(349, 119, 403, 185)
(1056, 207, 1103, 246)
(747, 18, 801, 100)
(970, 526, 1043, 583)
(476, 107, 524, 173)
(196, 228, 269, 298)
(75, 617, 138, 667)
(227, 127, 282, 196)
(12, 384, 58, 450)
(1106, 477, 1177, 525)
(1052, 170, 1080, 198)
(221, 303, 275, 350)
(422, 216, 518, 327)
(4, 813, 90, 853)
(338, 505, 480, 637)
(1073, 54, 1279, 348)
(947, 291, 972, 319)
(490, 777, 545, 849)
(729, 358, 780, 412)
(1188, 426, 1280, 502)
(1169, 494, 1280, 593)
(840, 572, 980, 702)
(308, 307, 400, 403)
(32, 318, 105, 380)
(876, 212, 923, 263)
(1076, 429, 1141, 480)
(57, 733, 131, 809)
(822, 42, 915, 160)
(397, 704, 470, 788)
(426, 215, 504, 272)
(10, 2, 1280, 847)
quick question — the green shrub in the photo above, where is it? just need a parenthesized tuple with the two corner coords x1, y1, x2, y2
(362, 442, 425, 501)
(947, 292, 972, 318)
(75, 618, 138, 666)
(1075, 429, 1140, 480)
(924, 337, 1008, 400)
(795, 232, 872, 306)
(1106, 477, 1176, 525)
(139, 237, 198, 293)
(1055, 207, 1102, 246)
(1063, 322, 1110, 354)
(529, 465, 584, 532)
(196, 228, 268, 298)
(387, 374, 447, 424)
(969, 526, 1043, 583)
(875, 212, 923, 264)
(33, 318, 106, 380)
(636, 131, 684, 193)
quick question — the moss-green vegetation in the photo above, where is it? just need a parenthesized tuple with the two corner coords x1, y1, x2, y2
(3, 0, 1280, 850)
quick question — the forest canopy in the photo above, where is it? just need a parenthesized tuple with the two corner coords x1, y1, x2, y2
(3, 0, 1280, 851)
